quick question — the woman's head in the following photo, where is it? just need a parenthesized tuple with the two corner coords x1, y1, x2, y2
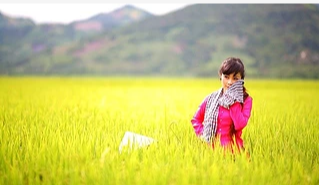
(218, 57, 245, 79)
(218, 57, 248, 99)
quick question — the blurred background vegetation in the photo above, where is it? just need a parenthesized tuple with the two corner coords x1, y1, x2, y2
(0, 4, 319, 78)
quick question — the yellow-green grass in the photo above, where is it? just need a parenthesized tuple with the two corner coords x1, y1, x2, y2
(0, 77, 318, 185)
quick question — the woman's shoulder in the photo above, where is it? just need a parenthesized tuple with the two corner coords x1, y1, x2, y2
(244, 95, 253, 104)
(202, 89, 222, 102)
(211, 88, 223, 96)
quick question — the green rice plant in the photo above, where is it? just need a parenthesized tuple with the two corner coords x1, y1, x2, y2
(0, 77, 318, 185)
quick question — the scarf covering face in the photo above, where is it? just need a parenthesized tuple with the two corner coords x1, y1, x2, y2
(202, 79, 244, 143)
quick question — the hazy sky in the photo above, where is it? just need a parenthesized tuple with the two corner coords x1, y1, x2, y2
(0, 3, 193, 24)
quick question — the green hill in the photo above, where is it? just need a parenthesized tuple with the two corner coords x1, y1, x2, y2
(1, 4, 319, 78)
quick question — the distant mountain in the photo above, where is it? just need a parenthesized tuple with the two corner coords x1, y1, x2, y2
(0, 5, 155, 74)
(70, 5, 154, 32)
(111, 4, 319, 78)
(0, 12, 35, 43)
(1, 4, 319, 78)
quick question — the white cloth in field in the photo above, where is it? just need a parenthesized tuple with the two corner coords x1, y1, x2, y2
(119, 131, 156, 153)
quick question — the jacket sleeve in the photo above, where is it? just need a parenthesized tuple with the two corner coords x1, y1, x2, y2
(229, 96, 253, 131)
(191, 96, 208, 136)
(234, 130, 244, 149)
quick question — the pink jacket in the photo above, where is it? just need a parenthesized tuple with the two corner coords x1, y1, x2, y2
(191, 95, 253, 150)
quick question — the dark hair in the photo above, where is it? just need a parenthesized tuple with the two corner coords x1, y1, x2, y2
(219, 57, 249, 100)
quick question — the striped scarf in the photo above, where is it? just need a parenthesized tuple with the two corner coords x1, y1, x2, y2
(202, 80, 244, 143)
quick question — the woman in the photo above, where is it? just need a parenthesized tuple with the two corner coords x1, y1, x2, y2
(191, 57, 253, 152)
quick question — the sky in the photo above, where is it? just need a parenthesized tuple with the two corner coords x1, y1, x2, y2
(0, 3, 193, 24)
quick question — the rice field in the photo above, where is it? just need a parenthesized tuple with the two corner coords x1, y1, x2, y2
(0, 77, 318, 185)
